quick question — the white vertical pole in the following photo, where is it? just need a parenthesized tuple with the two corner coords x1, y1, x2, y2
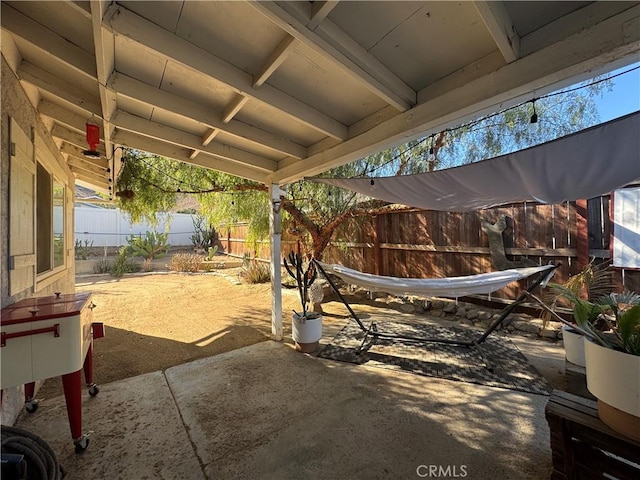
(269, 183, 283, 340)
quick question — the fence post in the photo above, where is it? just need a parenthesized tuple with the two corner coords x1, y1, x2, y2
(576, 199, 589, 292)
(373, 215, 382, 275)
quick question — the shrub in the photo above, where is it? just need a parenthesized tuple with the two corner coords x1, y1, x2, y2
(238, 259, 271, 284)
(126, 231, 169, 261)
(110, 247, 140, 277)
(93, 258, 113, 274)
(169, 253, 201, 273)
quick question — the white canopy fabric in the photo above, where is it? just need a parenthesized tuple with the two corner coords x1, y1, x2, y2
(317, 262, 555, 298)
(311, 112, 640, 212)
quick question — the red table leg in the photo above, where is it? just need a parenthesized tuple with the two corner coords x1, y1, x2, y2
(24, 382, 38, 413)
(61, 369, 89, 453)
(83, 341, 99, 397)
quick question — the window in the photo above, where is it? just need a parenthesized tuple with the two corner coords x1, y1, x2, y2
(36, 162, 65, 275)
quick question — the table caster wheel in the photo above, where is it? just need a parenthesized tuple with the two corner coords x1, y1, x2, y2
(25, 399, 39, 414)
(74, 436, 90, 454)
(88, 384, 99, 397)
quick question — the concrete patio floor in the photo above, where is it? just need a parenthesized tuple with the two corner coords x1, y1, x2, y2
(13, 327, 565, 480)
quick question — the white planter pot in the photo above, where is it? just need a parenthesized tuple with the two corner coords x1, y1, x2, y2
(292, 313, 322, 353)
(584, 337, 640, 441)
(562, 326, 586, 367)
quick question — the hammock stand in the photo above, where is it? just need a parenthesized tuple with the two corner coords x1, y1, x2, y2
(313, 260, 558, 370)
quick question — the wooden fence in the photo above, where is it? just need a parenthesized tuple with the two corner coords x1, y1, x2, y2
(219, 196, 638, 299)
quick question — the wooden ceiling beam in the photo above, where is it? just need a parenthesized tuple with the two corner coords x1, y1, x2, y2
(67, 155, 110, 177)
(112, 111, 277, 173)
(18, 62, 102, 117)
(1, 3, 97, 79)
(108, 72, 306, 159)
(308, 1, 340, 30)
(38, 99, 103, 135)
(60, 143, 109, 169)
(473, 1, 520, 63)
(52, 124, 106, 155)
(105, 3, 347, 140)
(253, 35, 297, 88)
(72, 168, 110, 189)
(112, 130, 268, 183)
(90, 0, 118, 178)
(250, 1, 416, 110)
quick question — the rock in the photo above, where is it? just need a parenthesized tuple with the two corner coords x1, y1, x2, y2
(478, 311, 492, 321)
(459, 318, 474, 326)
(443, 302, 457, 314)
(429, 310, 442, 318)
(466, 309, 479, 320)
(387, 299, 403, 310)
(539, 328, 558, 340)
(455, 307, 466, 317)
(511, 319, 541, 334)
(400, 303, 416, 314)
(432, 300, 445, 310)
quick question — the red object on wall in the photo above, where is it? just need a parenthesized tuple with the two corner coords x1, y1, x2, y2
(85, 123, 100, 151)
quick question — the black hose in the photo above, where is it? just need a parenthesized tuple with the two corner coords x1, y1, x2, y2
(1, 425, 65, 480)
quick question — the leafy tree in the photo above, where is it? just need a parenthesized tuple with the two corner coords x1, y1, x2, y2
(115, 81, 609, 259)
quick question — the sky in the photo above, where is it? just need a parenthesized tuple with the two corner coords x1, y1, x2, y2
(593, 63, 640, 122)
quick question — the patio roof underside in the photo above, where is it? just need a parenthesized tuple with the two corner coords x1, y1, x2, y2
(2, 1, 639, 195)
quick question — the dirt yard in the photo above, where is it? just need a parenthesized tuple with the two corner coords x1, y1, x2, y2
(37, 269, 352, 399)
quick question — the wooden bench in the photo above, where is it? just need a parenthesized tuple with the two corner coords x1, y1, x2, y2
(545, 390, 640, 479)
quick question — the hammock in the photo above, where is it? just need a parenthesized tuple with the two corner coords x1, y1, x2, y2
(316, 262, 555, 298)
(313, 261, 558, 366)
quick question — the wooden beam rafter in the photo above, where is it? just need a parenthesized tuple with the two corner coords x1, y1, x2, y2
(253, 35, 297, 88)
(112, 111, 277, 173)
(108, 72, 306, 159)
(17, 62, 102, 116)
(1, 3, 97, 79)
(105, 3, 347, 140)
(473, 1, 520, 63)
(112, 129, 268, 183)
(249, 1, 416, 110)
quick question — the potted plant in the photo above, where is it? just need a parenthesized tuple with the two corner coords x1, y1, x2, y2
(578, 291, 640, 441)
(283, 251, 322, 353)
(543, 261, 613, 367)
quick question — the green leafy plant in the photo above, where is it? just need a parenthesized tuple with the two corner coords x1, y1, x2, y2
(283, 251, 318, 319)
(75, 239, 94, 260)
(110, 246, 140, 277)
(126, 231, 169, 261)
(542, 260, 614, 328)
(207, 246, 218, 260)
(168, 253, 201, 273)
(552, 285, 640, 356)
(238, 259, 270, 284)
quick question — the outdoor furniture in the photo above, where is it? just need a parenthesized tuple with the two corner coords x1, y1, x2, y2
(314, 260, 558, 365)
(0, 293, 103, 453)
(545, 390, 640, 479)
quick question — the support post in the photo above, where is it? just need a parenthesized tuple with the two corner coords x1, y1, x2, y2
(269, 184, 283, 340)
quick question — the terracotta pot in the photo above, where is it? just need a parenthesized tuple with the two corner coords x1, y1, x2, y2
(584, 337, 640, 441)
(562, 326, 586, 367)
(292, 313, 322, 353)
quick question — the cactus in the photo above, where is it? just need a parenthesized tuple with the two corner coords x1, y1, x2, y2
(283, 251, 317, 319)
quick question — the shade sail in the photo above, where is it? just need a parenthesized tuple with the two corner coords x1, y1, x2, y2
(311, 112, 640, 212)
